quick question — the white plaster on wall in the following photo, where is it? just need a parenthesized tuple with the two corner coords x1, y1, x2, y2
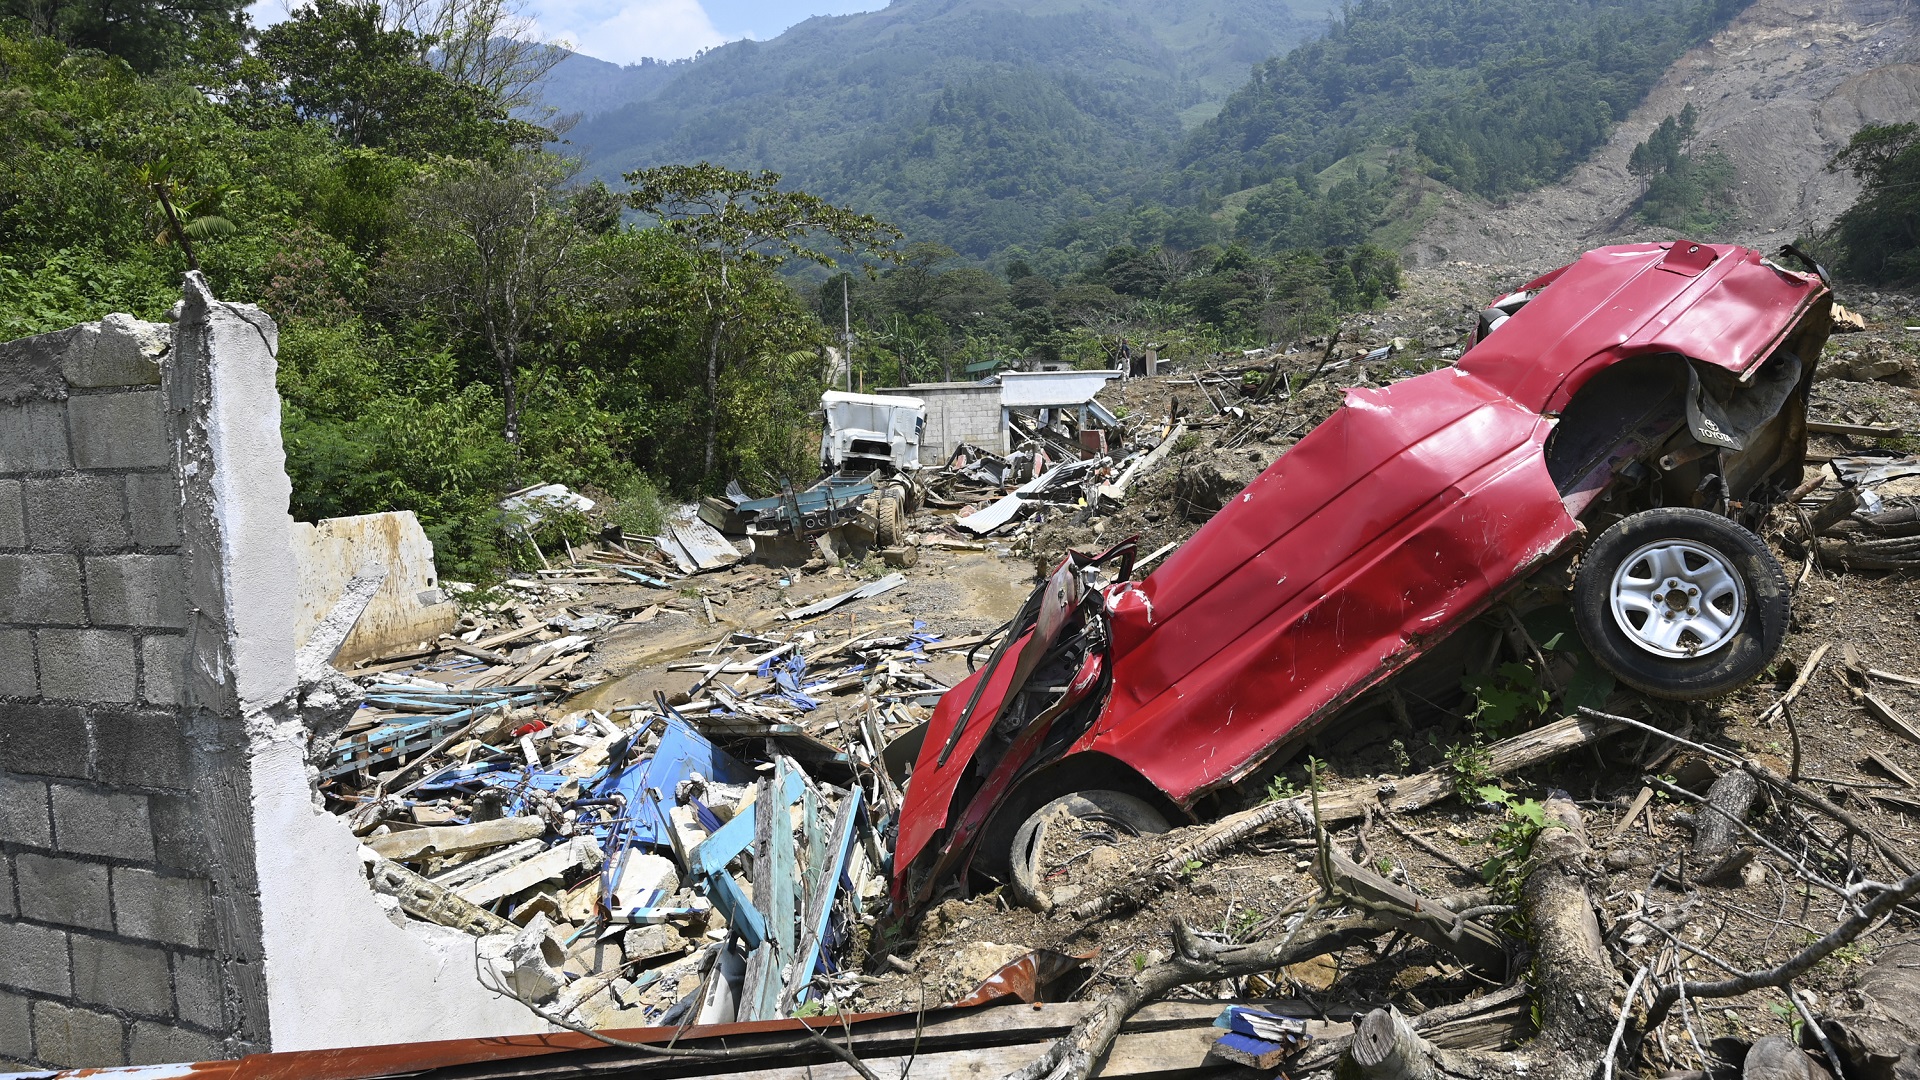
(249, 727, 545, 1050)
(173, 275, 550, 1052)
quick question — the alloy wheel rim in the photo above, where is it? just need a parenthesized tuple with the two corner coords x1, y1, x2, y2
(1608, 539, 1745, 658)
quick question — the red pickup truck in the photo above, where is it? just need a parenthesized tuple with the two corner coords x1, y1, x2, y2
(892, 241, 1836, 916)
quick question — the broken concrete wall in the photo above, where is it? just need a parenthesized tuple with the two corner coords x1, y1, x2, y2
(881, 382, 1005, 464)
(290, 513, 458, 667)
(0, 308, 264, 1069)
(0, 278, 540, 1072)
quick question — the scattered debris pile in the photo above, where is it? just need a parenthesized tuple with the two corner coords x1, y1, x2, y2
(317, 527, 971, 1030)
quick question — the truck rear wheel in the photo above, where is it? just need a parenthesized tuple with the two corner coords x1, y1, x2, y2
(875, 495, 906, 547)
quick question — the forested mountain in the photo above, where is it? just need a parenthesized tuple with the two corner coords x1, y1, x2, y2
(1177, 0, 1751, 200)
(559, 0, 1332, 258)
(534, 51, 683, 122)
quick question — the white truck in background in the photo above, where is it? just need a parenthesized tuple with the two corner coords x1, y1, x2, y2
(817, 391, 927, 546)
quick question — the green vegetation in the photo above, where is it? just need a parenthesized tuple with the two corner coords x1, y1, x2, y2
(569, 0, 1331, 260)
(0, 8, 855, 578)
(824, 239, 1402, 386)
(1629, 107, 1737, 234)
(1825, 123, 1920, 285)
(1476, 785, 1556, 899)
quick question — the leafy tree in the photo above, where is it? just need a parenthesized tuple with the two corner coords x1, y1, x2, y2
(1827, 123, 1920, 285)
(1628, 107, 1734, 233)
(377, 152, 599, 445)
(0, 0, 245, 71)
(239, 0, 534, 158)
(623, 162, 901, 476)
(1628, 105, 1698, 182)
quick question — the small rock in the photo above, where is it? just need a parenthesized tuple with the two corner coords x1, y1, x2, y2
(1086, 846, 1126, 876)
(950, 942, 1033, 988)
(624, 923, 686, 964)
(880, 546, 918, 568)
(1051, 884, 1083, 907)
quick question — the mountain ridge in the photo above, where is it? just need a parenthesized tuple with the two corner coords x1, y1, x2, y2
(547, 0, 1333, 256)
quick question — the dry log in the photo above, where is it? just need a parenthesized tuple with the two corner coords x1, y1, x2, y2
(1815, 940, 1920, 1080)
(1326, 795, 1616, 1080)
(1351, 1007, 1444, 1080)
(1690, 769, 1759, 868)
(993, 913, 1401, 1080)
(1808, 488, 1861, 535)
(1586, 708, 1918, 877)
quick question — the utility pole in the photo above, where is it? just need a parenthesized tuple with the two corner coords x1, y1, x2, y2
(842, 277, 853, 392)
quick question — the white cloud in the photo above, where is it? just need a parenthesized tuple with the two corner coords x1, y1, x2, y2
(247, 0, 294, 28)
(534, 0, 725, 64)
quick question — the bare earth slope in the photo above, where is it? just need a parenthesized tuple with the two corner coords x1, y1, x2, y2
(1413, 0, 1920, 265)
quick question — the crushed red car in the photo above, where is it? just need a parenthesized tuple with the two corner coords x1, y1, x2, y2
(891, 240, 1837, 915)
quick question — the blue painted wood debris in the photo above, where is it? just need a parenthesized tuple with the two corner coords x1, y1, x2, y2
(318, 581, 945, 1027)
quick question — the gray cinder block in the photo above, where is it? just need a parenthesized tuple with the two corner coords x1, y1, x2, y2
(0, 704, 91, 779)
(36, 630, 137, 704)
(59, 316, 166, 390)
(15, 853, 111, 931)
(67, 392, 167, 471)
(0, 402, 70, 474)
(0, 629, 36, 699)
(0, 479, 22, 548)
(0, 775, 49, 846)
(50, 784, 152, 862)
(70, 934, 172, 1018)
(21, 477, 127, 554)
(123, 474, 182, 550)
(0, 920, 71, 996)
(111, 868, 212, 950)
(0, 554, 85, 624)
(30, 1000, 123, 1068)
(85, 556, 187, 629)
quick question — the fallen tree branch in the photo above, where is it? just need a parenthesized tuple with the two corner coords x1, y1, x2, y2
(1638, 864, 1920, 1033)
(996, 911, 1399, 1080)
(1072, 712, 1627, 921)
(1582, 708, 1916, 876)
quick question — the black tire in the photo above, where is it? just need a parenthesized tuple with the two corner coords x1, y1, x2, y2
(1005, 790, 1170, 912)
(875, 495, 905, 547)
(1573, 507, 1789, 700)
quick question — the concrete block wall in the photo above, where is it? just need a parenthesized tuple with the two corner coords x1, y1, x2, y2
(1, 276, 541, 1071)
(881, 383, 1005, 464)
(0, 313, 266, 1069)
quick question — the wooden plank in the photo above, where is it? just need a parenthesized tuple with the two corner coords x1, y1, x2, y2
(1864, 750, 1920, 788)
(1319, 848, 1507, 973)
(686, 768, 805, 951)
(1612, 786, 1654, 840)
(744, 760, 799, 1021)
(783, 787, 862, 1013)
(1868, 667, 1920, 688)
(1865, 693, 1920, 745)
(708, 1024, 1225, 1080)
(1809, 420, 1904, 438)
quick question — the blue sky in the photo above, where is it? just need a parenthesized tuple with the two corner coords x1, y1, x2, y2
(249, 1, 891, 65)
